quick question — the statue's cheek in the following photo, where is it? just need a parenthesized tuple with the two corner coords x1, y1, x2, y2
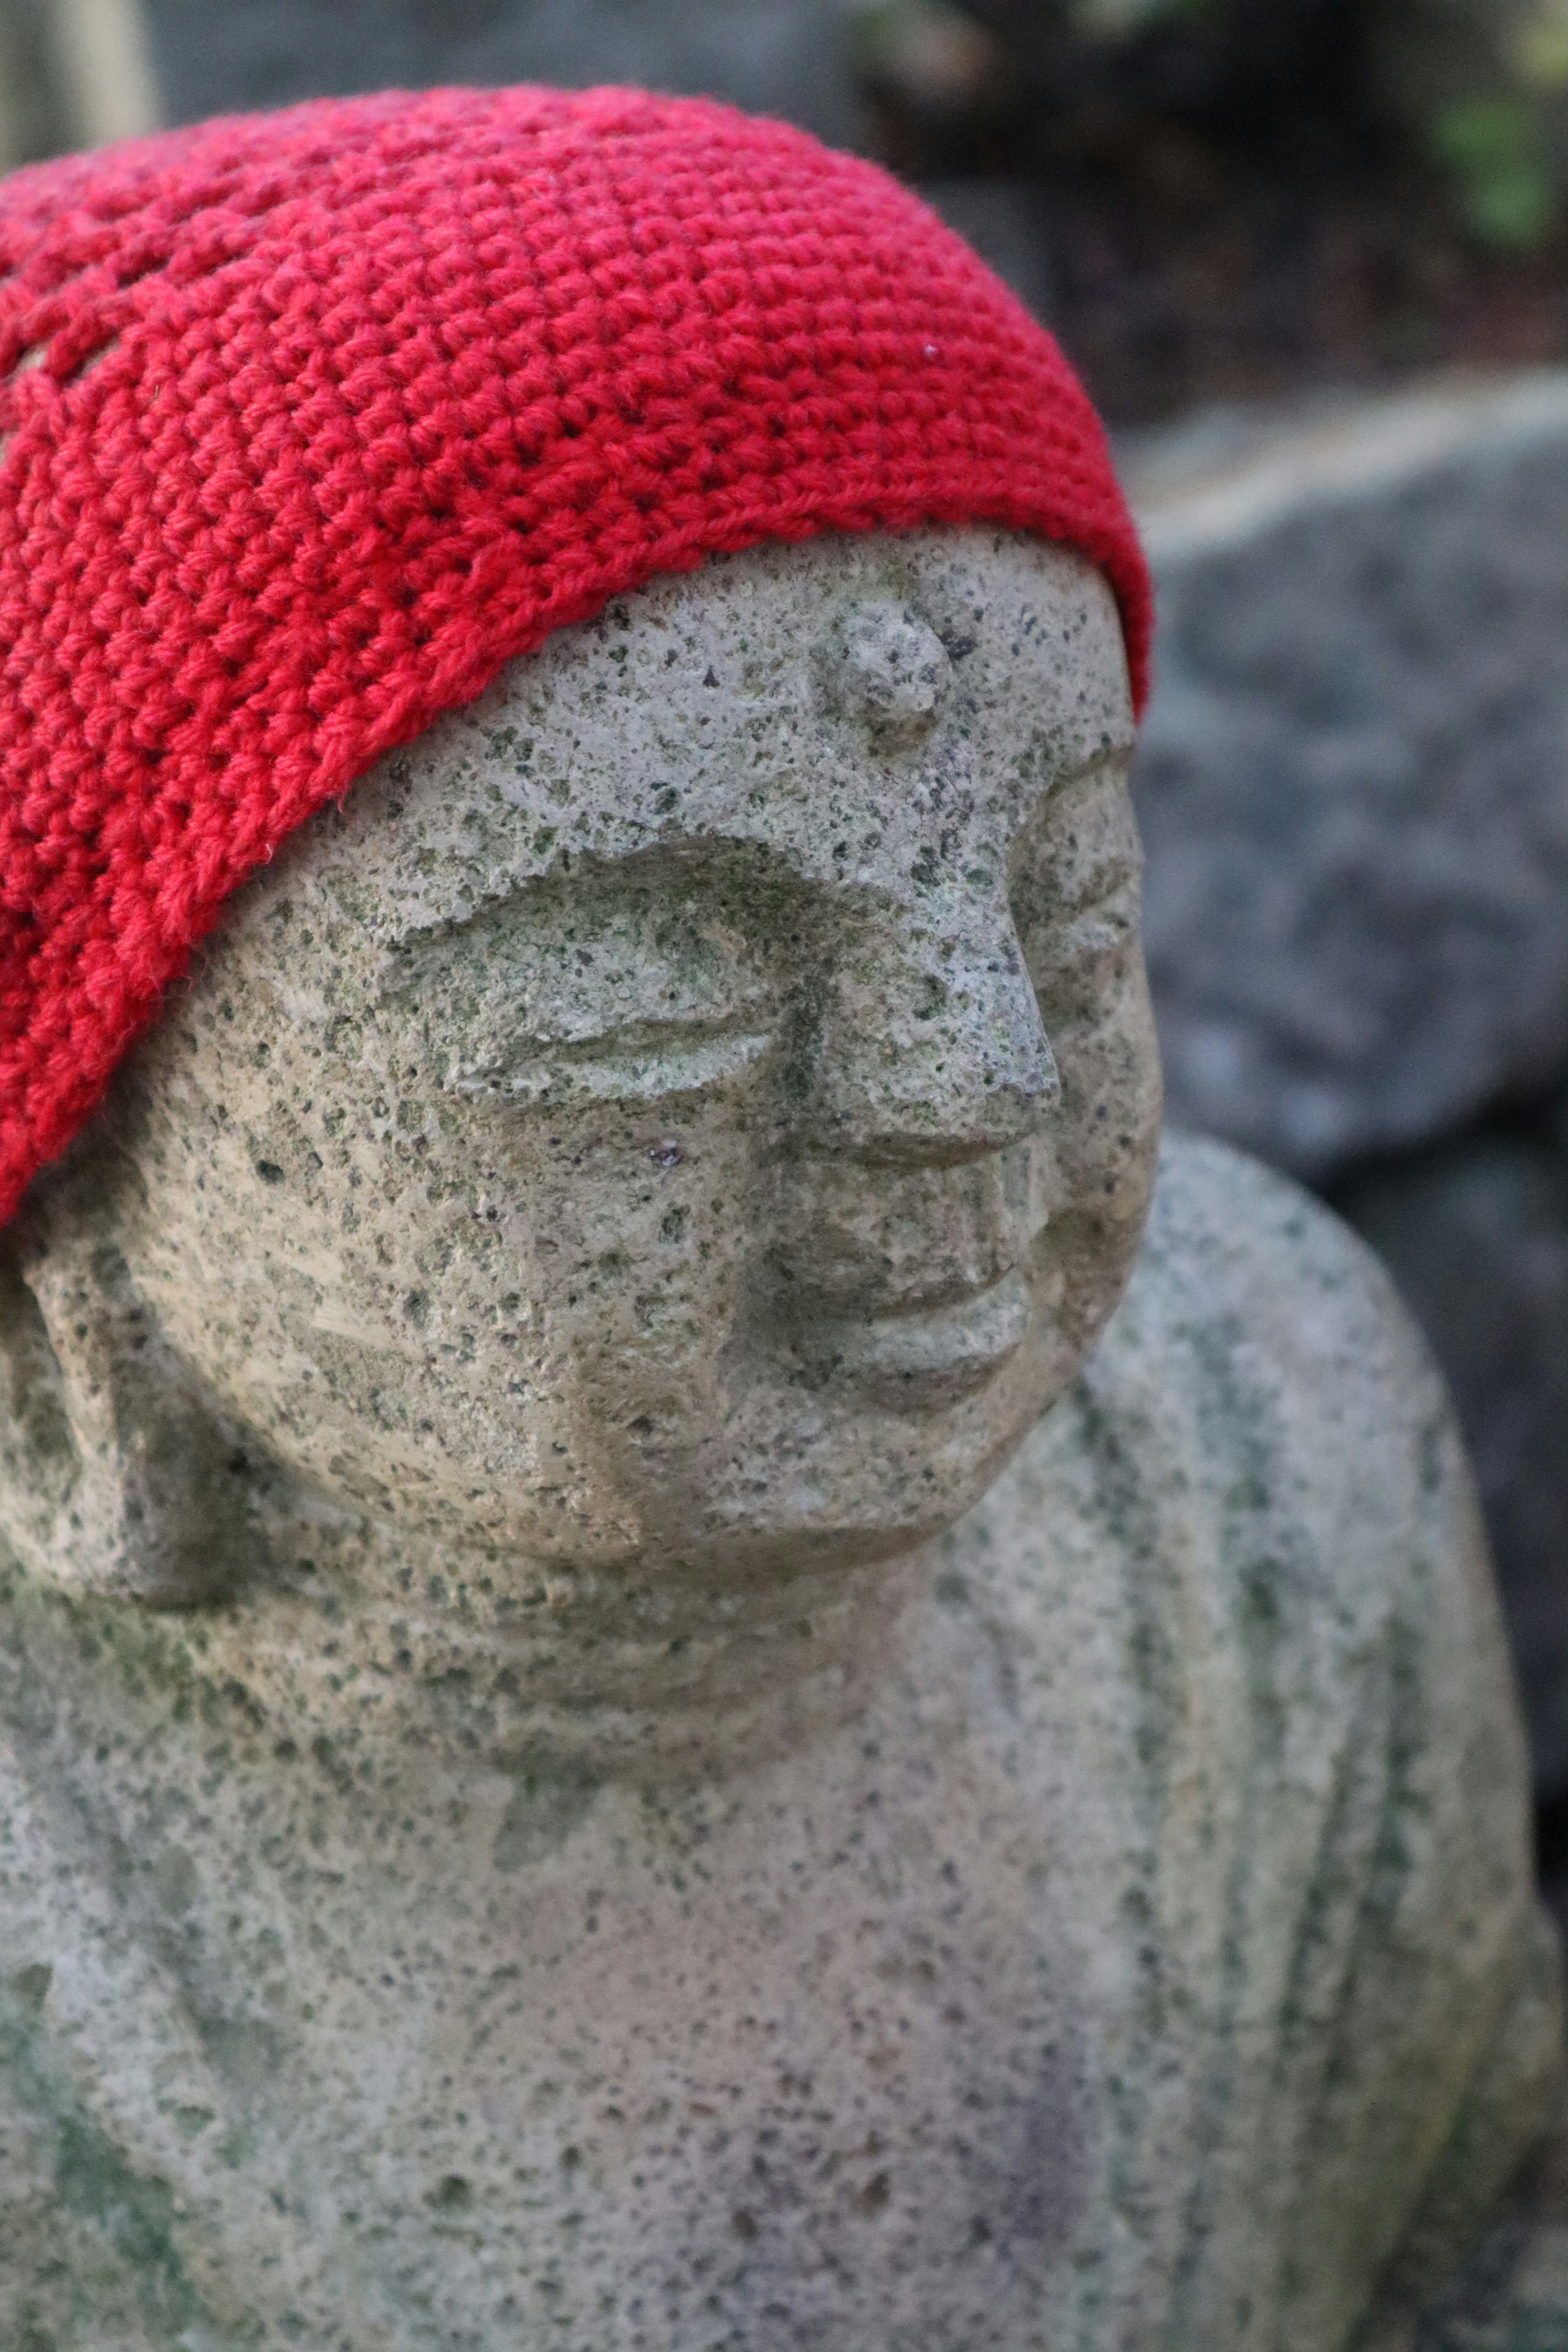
(455, 1083, 769, 1417)
(1036, 938, 1162, 1192)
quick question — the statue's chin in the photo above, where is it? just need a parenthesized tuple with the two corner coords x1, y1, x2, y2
(279, 1325, 1073, 1590)
(122, 1499, 936, 1784)
(666, 1311, 1084, 1565)
(87, 1339, 1074, 1780)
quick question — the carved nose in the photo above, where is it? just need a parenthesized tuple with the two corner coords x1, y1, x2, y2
(807, 929, 1059, 1166)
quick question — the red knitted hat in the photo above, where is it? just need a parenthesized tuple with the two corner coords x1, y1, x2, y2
(0, 85, 1150, 1229)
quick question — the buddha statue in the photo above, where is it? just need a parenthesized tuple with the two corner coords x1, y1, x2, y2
(0, 85, 1560, 2352)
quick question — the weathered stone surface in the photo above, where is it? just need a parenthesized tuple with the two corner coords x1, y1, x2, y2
(2, 1136, 1558, 2349)
(1334, 1131, 1568, 1798)
(143, 0, 867, 146)
(0, 529, 1557, 2345)
(1127, 372, 1568, 1179)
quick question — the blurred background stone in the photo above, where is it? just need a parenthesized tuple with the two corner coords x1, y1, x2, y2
(1123, 373, 1568, 1807)
(0, 2, 57, 168)
(862, 0, 1568, 419)
(0, 0, 159, 165)
(1124, 372, 1568, 1180)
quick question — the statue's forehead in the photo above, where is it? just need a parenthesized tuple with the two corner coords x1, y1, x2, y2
(262, 529, 1134, 958)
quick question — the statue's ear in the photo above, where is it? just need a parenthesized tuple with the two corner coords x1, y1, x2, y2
(0, 1142, 262, 1605)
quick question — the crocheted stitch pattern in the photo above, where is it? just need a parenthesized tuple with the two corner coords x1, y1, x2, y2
(0, 85, 1151, 1225)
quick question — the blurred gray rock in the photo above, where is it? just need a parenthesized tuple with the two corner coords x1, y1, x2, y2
(1126, 373, 1568, 1180)
(917, 178, 1055, 319)
(143, 0, 866, 147)
(1334, 1132, 1568, 1797)
(0, 0, 158, 164)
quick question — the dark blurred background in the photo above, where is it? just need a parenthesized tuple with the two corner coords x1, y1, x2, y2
(2, 2, 1566, 1888)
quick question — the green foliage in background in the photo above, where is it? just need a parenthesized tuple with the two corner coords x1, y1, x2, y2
(1385, 0, 1568, 247)
(1432, 96, 1558, 247)
(926, 0, 1568, 247)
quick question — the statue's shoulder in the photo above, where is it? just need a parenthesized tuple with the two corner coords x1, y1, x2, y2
(970, 1134, 1561, 2350)
(973, 1127, 1522, 1756)
(1115, 1124, 1447, 1428)
(968, 1129, 1511, 1773)
(1063, 1126, 1476, 1586)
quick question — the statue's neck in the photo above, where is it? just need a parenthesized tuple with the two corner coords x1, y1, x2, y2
(1, 1411, 930, 1792)
(197, 1489, 932, 1782)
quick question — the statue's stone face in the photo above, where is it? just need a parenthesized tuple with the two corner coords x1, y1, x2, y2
(107, 529, 1158, 1595)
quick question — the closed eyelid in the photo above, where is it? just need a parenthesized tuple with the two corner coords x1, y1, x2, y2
(431, 959, 778, 1098)
(1008, 761, 1141, 898)
(391, 864, 792, 1106)
(448, 1013, 776, 1107)
(518, 976, 773, 1049)
(385, 862, 782, 997)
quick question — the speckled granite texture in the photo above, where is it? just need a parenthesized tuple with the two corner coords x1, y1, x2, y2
(0, 530, 1557, 2348)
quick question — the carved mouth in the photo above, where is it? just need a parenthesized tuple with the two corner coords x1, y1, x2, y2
(800, 1269, 1032, 1408)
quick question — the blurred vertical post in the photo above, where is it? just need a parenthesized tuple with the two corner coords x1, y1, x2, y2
(0, 8, 36, 169)
(0, 0, 160, 171)
(42, 0, 159, 147)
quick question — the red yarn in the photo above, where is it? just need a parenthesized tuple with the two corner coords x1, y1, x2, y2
(0, 85, 1150, 1227)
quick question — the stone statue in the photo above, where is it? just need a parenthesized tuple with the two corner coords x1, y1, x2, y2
(0, 83, 1559, 2352)
(0, 520, 1559, 2352)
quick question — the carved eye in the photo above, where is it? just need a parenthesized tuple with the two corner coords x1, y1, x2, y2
(455, 1009, 775, 1107)
(1023, 884, 1142, 1016)
(389, 866, 783, 1107)
(1008, 759, 1144, 1017)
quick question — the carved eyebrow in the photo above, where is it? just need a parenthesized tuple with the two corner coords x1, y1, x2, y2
(374, 836, 815, 967)
(1033, 740, 1135, 808)
(377, 862, 591, 965)
(1010, 744, 1137, 823)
